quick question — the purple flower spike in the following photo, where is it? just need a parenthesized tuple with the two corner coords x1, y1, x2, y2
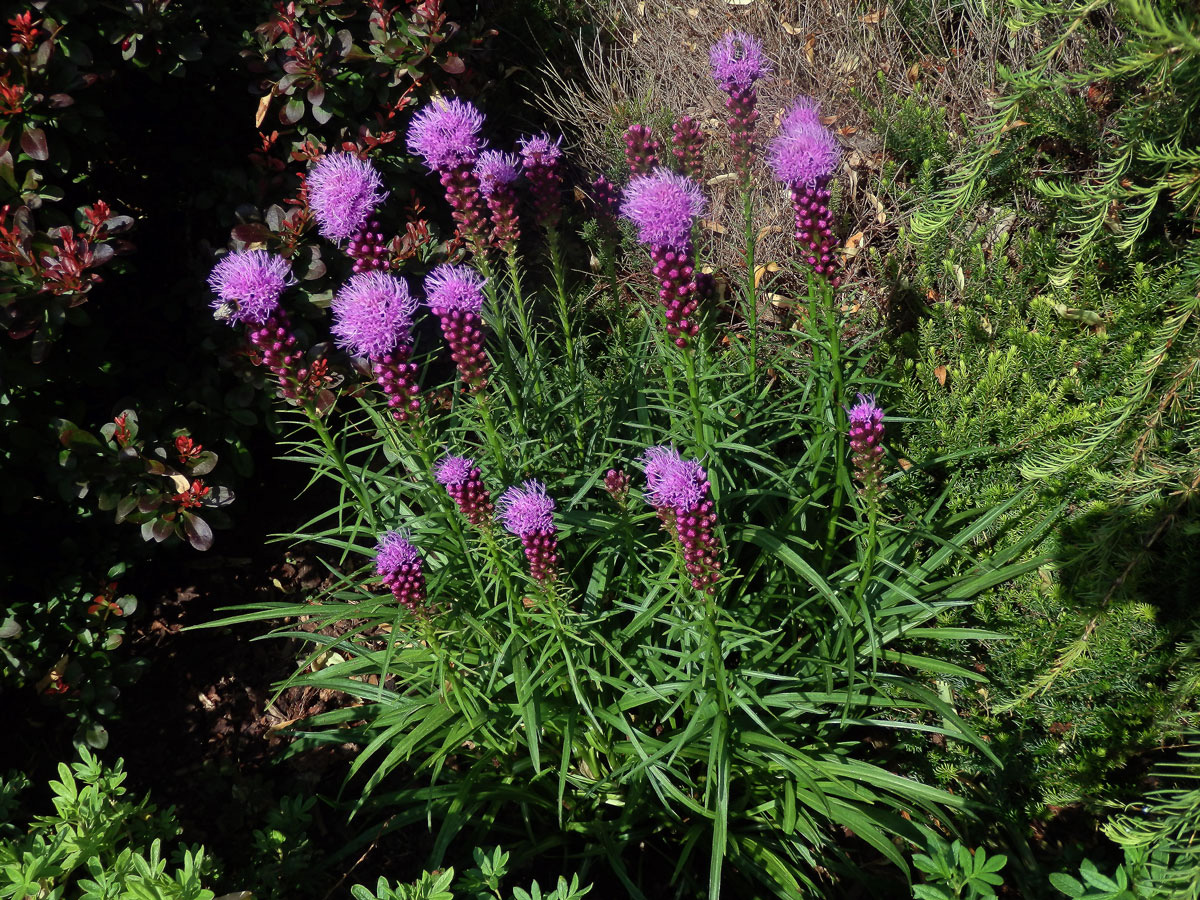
(436, 455, 494, 526)
(624, 124, 660, 177)
(709, 31, 771, 91)
(425, 265, 489, 390)
(475, 150, 522, 250)
(620, 170, 706, 250)
(604, 468, 631, 506)
(498, 480, 558, 583)
(769, 97, 842, 285)
(331, 271, 419, 359)
(406, 97, 486, 172)
(375, 530, 427, 611)
(639, 446, 720, 592)
(307, 153, 389, 243)
(208, 250, 294, 325)
(848, 393, 886, 500)
(672, 116, 706, 181)
(518, 133, 564, 228)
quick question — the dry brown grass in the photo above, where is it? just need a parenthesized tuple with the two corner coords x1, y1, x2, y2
(535, 0, 1048, 320)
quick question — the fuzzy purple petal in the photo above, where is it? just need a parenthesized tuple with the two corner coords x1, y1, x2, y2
(781, 96, 822, 131)
(848, 393, 884, 428)
(517, 132, 563, 168)
(331, 271, 419, 358)
(375, 529, 421, 577)
(640, 445, 708, 511)
(406, 98, 486, 172)
(498, 480, 556, 537)
(207, 250, 294, 325)
(619, 169, 706, 250)
(709, 31, 771, 91)
(767, 116, 840, 187)
(307, 153, 389, 242)
(435, 454, 476, 487)
(474, 150, 520, 198)
(424, 264, 486, 313)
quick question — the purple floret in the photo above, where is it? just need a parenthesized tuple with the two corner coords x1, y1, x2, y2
(781, 96, 822, 131)
(767, 116, 841, 187)
(406, 97, 486, 172)
(640, 445, 708, 511)
(424, 264, 486, 313)
(330, 270, 419, 358)
(517, 132, 562, 168)
(709, 31, 771, 91)
(498, 480, 556, 537)
(620, 169, 706, 250)
(375, 529, 420, 576)
(474, 150, 520, 198)
(307, 152, 388, 243)
(207, 250, 294, 325)
(848, 393, 884, 428)
(435, 454, 475, 486)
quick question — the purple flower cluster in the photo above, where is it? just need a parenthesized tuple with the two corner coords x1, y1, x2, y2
(672, 116, 706, 181)
(347, 218, 390, 274)
(848, 394, 885, 499)
(621, 171, 706, 347)
(589, 174, 620, 218)
(710, 32, 771, 181)
(208, 250, 294, 325)
(406, 98, 490, 247)
(641, 446, 720, 592)
(474, 150, 521, 250)
(375, 530, 427, 611)
(308, 152, 389, 245)
(767, 97, 842, 285)
(436, 455, 494, 526)
(406, 98, 486, 173)
(331, 271, 422, 422)
(247, 311, 312, 402)
(424, 265, 490, 392)
(623, 124, 660, 177)
(498, 480, 558, 583)
(518, 133, 564, 228)
(330, 271, 418, 359)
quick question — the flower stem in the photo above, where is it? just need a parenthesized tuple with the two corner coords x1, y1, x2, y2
(743, 189, 759, 372)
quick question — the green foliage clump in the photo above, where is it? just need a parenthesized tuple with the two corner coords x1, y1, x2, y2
(0, 749, 217, 900)
(352, 846, 592, 900)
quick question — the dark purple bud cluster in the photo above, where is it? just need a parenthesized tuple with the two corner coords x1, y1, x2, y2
(518, 133, 564, 229)
(672, 495, 721, 592)
(589, 175, 621, 218)
(671, 116, 706, 181)
(348, 219, 390, 274)
(790, 182, 840, 286)
(435, 307, 489, 392)
(439, 164, 490, 248)
(624, 124, 660, 176)
(376, 531, 427, 612)
(373, 348, 421, 422)
(848, 394, 886, 500)
(724, 85, 759, 182)
(498, 481, 558, 584)
(641, 446, 721, 593)
(248, 310, 311, 402)
(650, 244, 700, 348)
(604, 468, 630, 505)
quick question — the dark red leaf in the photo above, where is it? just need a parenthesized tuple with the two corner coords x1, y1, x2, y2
(20, 127, 49, 161)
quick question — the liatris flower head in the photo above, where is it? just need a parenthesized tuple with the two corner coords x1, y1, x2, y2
(620, 169, 706, 250)
(848, 393, 886, 499)
(640, 445, 707, 512)
(474, 150, 520, 198)
(436, 454, 493, 526)
(639, 445, 720, 591)
(207, 250, 294, 325)
(709, 31, 771, 91)
(307, 152, 389, 243)
(375, 529, 427, 611)
(424, 264, 486, 313)
(498, 479, 558, 582)
(518, 132, 564, 227)
(672, 116, 706, 181)
(767, 114, 840, 187)
(406, 97, 486, 172)
(589, 174, 620, 216)
(425, 264, 489, 390)
(331, 271, 419, 359)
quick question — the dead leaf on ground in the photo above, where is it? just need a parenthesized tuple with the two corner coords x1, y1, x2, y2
(804, 33, 816, 65)
(706, 173, 739, 187)
(859, 8, 888, 23)
(753, 262, 780, 287)
(843, 231, 865, 257)
(702, 219, 728, 234)
(755, 224, 782, 243)
(865, 191, 886, 224)
(686, 7, 699, 17)
(934, 365, 948, 386)
(255, 94, 271, 129)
